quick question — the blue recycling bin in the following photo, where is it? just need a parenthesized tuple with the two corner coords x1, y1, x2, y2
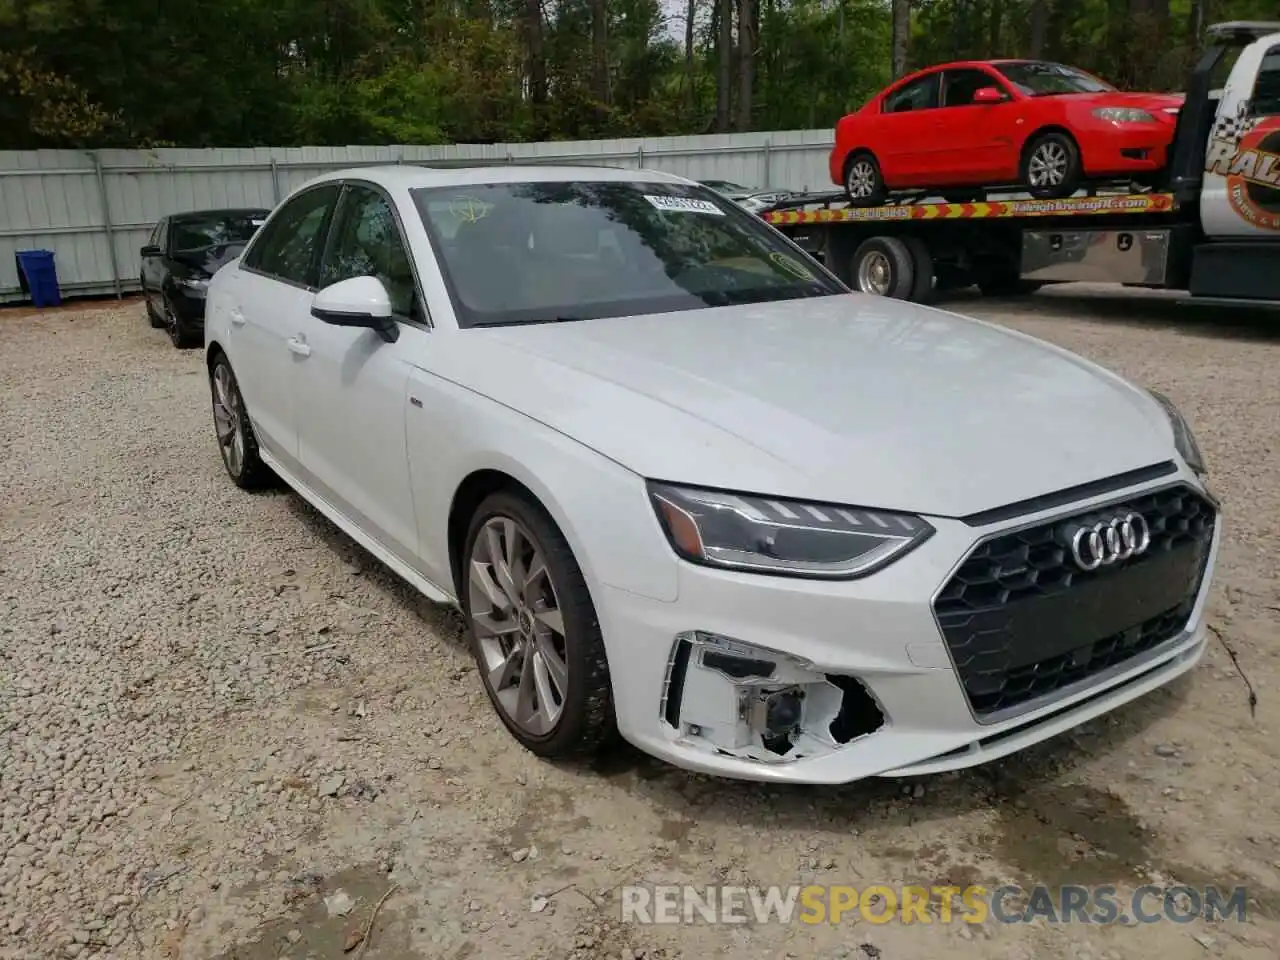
(15, 249, 62, 307)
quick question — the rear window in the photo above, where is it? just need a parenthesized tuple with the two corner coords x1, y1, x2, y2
(411, 181, 843, 328)
(170, 212, 268, 252)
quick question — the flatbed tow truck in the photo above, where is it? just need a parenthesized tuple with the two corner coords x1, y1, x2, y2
(758, 21, 1280, 308)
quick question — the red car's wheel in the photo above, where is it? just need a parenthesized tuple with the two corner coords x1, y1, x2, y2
(1021, 131, 1082, 199)
(843, 152, 887, 207)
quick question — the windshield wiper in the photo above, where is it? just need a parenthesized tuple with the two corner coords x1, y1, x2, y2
(707, 283, 835, 306)
(471, 315, 590, 327)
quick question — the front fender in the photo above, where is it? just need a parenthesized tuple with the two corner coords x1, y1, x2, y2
(405, 366, 679, 604)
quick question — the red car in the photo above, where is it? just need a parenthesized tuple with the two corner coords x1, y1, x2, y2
(830, 60, 1183, 204)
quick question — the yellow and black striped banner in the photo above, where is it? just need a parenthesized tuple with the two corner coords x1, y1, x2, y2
(764, 193, 1176, 226)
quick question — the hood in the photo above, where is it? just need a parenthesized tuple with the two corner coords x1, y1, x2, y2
(439, 296, 1175, 518)
(172, 242, 250, 278)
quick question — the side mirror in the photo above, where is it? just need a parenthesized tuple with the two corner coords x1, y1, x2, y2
(140, 244, 162, 258)
(973, 86, 1006, 104)
(310, 275, 399, 343)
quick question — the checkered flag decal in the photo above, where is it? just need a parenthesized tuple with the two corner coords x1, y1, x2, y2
(1211, 101, 1261, 145)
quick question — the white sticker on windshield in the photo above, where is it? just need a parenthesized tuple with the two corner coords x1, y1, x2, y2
(250, 219, 266, 227)
(644, 195, 726, 216)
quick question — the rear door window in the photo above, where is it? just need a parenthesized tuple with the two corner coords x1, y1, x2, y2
(883, 74, 941, 113)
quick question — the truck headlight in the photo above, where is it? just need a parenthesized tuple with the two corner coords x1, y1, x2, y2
(647, 482, 934, 579)
(1093, 107, 1155, 124)
(1149, 390, 1206, 477)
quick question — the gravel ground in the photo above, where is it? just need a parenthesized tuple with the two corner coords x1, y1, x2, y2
(1, 287, 1278, 960)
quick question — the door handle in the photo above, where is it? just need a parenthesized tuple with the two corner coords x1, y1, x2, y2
(287, 336, 311, 358)
(229, 309, 246, 326)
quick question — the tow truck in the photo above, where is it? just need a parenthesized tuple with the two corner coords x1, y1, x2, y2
(759, 21, 1280, 308)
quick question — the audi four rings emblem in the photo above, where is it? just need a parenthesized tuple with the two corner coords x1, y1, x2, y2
(1068, 513, 1151, 571)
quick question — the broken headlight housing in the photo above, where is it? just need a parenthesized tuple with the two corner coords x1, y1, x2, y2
(647, 482, 934, 579)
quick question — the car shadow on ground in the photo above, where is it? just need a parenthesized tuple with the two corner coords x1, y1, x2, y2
(280, 493, 472, 656)
(574, 680, 1208, 897)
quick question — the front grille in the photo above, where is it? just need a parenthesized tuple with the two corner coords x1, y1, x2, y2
(934, 484, 1216, 719)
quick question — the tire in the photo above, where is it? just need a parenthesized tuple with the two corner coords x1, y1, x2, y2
(462, 490, 616, 759)
(850, 236, 915, 299)
(902, 235, 935, 303)
(843, 151, 887, 207)
(164, 293, 200, 349)
(1021, 131, 1082, 199)
(144, 289, 165, 328)
(209, 354, 272, 490)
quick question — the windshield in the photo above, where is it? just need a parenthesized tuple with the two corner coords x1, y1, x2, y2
(411, 181, 843, 328)
(995, 61, 1115, 96)
(170, 212, 267, 252)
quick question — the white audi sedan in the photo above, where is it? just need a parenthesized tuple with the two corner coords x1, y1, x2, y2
(203, 165, 1219, 784)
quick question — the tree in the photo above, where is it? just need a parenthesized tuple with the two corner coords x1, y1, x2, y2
(714, 0, 733, 130)
(891, 0, 910, 78)
(0, 0, 1271, 150)
(737, 0, 757, 129)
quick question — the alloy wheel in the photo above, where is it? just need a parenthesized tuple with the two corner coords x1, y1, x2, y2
(212, 363, 245, 478)
(1028, 141, 1069, 187)
(846, 159, 878, 199)
(164, 297, 181, 346)
(468, 515, 569, 737)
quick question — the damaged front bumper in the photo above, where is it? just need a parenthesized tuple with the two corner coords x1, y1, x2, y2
(594, 476, 1219, 785)
(660, 631, 888, 765)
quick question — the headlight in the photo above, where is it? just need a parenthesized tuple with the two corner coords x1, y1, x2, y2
(647, 482, 934, 579)
(1093, 107, 1155, 123)
(1149, 390, 1207, 476)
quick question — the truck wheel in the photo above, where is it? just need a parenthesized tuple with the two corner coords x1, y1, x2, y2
(1021, 131, 1081, 199)
(851, 237, 915, 299)
(903, 236, 935, 303)
(844, 152, 887, 207)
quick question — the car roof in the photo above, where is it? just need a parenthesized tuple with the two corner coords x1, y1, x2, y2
(168, 207, 271, 220)
(298, 164, 693, 192)
(899, 57, 1070, 74)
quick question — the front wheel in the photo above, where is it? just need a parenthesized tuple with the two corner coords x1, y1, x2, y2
(463, 491, 615, 759)
(165, 294, 200, 349)
(144, 288, 165, 329)
(1021, 132, 1081, 199)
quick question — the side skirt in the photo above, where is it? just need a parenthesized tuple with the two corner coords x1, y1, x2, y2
(258, 447, 457, 606)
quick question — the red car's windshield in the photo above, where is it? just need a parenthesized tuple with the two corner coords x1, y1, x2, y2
(995, 61, 1115, 96)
